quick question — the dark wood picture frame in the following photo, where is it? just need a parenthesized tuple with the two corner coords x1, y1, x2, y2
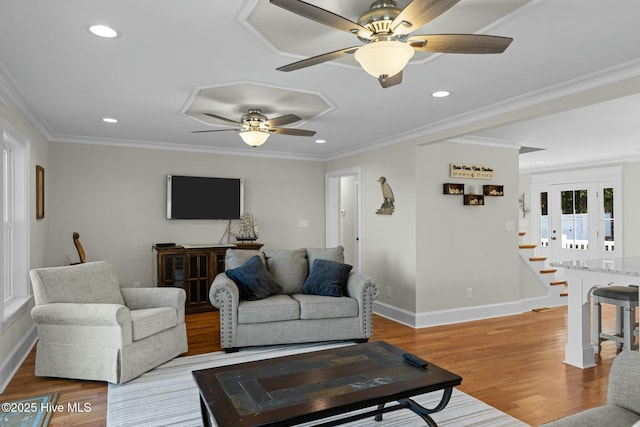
(36, 165, 44, 219)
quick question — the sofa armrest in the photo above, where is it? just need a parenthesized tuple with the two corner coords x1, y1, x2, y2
(121, 287, 186, 320)
(209, 273, 240, 309)
(31, 303, 130, 327)
(209, 273, 240, 349)
(345, 273, 378, 338)
(345, 273, 378, 302)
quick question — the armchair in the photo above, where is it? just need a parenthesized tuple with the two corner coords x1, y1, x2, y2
(29, 261, 188, 383)
(541, 350, 640, 426)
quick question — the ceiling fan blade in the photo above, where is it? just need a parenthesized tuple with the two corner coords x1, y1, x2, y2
(379, 71, 403, 88)
(202, 113, 241, 126)
(277, 46, 359, 72)
(270, 0, 373, 39)
(391, 0, 460, 35)
(265, 114, 302, 127)
(408, 34, 513, 54)
(191, 129, 238, 134)
(270, 127, 316, 137)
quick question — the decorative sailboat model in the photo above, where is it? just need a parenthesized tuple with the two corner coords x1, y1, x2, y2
(235, 213, 258, 242)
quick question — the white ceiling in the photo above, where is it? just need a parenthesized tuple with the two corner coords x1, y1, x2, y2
(1, 0, 640, 171)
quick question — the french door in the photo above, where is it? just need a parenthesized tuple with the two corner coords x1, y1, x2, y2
(532, 168, 621, 264)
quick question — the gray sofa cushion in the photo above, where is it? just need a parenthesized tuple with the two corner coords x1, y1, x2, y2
(225, 249, 265, 270)
(237, 294, 300, 323)
(130, 307, 178, 341)
(306, 246, 344, 271)
(263, 248, 308, 294)
(292, 294, 358, 320)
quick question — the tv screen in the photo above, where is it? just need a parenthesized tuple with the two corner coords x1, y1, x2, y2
(166, 175, 244, 220)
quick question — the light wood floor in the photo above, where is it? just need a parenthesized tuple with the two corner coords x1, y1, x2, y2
(1, 306, 623, 426)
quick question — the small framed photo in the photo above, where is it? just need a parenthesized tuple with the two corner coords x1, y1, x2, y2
(36, 165, 44, 219)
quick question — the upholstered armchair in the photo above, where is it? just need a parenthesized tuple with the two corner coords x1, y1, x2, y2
(29, 261, 188, 384)
(541, 350, 640, 426)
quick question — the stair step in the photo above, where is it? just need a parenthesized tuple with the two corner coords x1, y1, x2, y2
(550, 280, 568, 286)
(540, 269, 557, 274)
(529, 257, 547, 262)
(519, 244, 537, 249)
(519, 231, 526, 236)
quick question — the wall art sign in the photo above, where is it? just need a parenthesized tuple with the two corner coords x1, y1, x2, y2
(450, 163, 494, 180)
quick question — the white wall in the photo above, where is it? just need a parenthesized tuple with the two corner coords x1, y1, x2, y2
(622, 162, 640, 257)
(416, 141, 521, 312)
(0, 88, 47, 391)
(46, 142, 326, 286)
(326, 140, 418, 313)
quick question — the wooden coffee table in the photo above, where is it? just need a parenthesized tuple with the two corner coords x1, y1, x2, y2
(192, 341, 462, 427)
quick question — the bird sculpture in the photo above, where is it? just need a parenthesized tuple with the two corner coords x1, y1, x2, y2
(376, 176, 395, 215)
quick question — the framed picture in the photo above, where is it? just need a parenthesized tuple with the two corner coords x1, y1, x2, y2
(36, 165, 44, 219)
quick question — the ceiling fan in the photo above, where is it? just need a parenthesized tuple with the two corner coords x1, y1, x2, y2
(271, 0, 513, 88)
(192, 109, 316, 147)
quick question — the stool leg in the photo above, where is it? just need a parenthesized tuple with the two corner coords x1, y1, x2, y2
(624, 306, 633, 351)
(593, 299, 602, 354)
(615, 306, 624, 350)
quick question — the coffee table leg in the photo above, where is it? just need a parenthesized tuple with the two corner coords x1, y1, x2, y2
(398, 387, 454, 426)
(199, 394, 212, 427)
(375, 403, 384, 421)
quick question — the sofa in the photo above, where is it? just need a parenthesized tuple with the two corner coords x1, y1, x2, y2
(209, 246, 378, 351)
(541, 350, 640, 426)
(29, 261, 188, 383)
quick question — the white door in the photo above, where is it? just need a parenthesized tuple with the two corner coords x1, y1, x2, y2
(326, 168, 362, 272)
(549, 183, 598, 262)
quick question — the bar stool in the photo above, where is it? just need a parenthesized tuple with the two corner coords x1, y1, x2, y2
(592, 285, 639, 353)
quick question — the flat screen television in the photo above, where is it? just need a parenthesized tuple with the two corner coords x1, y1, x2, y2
(166, 175, 244, 220)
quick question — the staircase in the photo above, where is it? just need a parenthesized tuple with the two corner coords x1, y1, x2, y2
(519, 232, 568, 298)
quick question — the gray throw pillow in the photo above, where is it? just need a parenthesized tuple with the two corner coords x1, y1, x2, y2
(225, 255, 282, 300)
(302, 259, 353, 297)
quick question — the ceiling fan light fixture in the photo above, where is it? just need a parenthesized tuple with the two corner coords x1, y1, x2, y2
(354, 40, 414, 79)
(239, 130, 270, 147)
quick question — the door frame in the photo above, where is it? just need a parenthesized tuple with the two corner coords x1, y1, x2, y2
(326, 167, 362, 272)
(531, 166, 622, 263)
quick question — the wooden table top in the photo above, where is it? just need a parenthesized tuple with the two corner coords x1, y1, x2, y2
(192, 341, 462, 427)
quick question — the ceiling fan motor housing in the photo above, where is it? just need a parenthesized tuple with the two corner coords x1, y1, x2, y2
(241, 109, 269, 131)
(358, 0, 401, 37)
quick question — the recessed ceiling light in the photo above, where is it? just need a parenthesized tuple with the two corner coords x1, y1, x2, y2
(432, 90, 450, 98)
(315, 139, 326, 144)
(102, 117, 118, 123)
(535, 161, 545, 164)
(88, 25, 119, 38)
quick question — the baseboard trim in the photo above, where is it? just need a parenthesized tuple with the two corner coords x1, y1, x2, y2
(374, 296, 566, 329)
(0, 324, 37, 393)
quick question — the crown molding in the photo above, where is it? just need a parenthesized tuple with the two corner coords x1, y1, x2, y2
(0, 62, 54, 140)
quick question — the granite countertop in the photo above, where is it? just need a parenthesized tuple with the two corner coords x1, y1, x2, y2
(550, 257, 640, 277)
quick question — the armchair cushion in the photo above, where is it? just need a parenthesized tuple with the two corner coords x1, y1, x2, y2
(302, 259, 353, 297)
(30, 262, 124, 305)
(130, 307, 178, 341)
(292, 294, 358, 319)
(226, 255, 282, 300)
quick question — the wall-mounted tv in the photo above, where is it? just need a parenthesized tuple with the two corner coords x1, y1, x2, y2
(166, 175, 244, 220)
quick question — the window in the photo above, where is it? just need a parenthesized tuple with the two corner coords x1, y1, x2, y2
(1, 120, 29, 324)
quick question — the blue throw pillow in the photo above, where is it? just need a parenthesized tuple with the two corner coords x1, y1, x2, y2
(225, 255, 282, 300)
(302, 259, 353, 297)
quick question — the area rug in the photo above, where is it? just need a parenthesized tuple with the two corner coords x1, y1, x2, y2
(0, 393, 58, 427)
(107, 342, 528, 427)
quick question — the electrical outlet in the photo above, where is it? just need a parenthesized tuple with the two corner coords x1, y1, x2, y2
(466, 288, 473, 298)
(133, 281, 141, 288)
(386, 286, 392, 299)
